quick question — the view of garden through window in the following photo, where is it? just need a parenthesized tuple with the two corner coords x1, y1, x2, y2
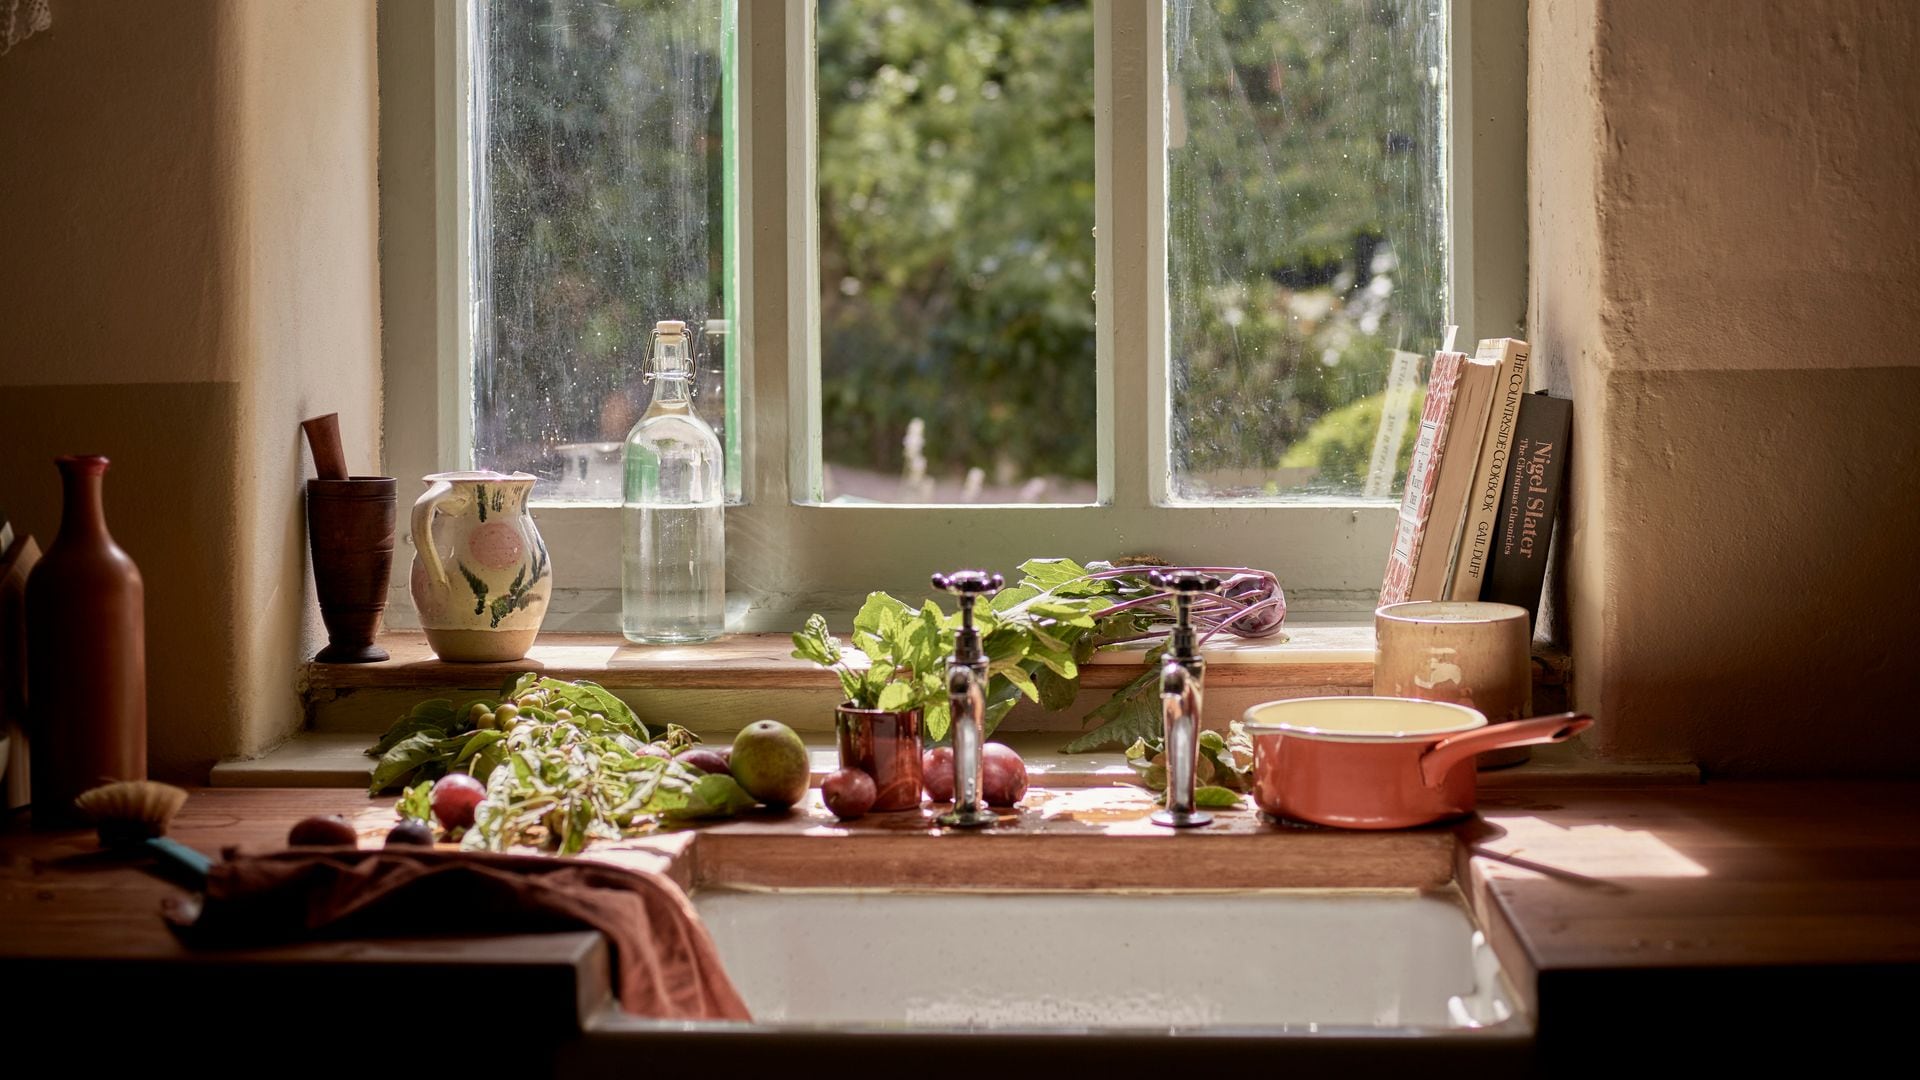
(470, 0, 1446, 505)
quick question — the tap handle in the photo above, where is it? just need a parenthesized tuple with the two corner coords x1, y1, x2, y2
(1148, 569, 1222, 597)
(932, 570, 1003, 634)
(1152, 570, 1220, 658)
(931, 570, 1004, 600)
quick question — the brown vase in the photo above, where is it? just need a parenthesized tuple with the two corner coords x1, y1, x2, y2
(26, 455, 147, 825)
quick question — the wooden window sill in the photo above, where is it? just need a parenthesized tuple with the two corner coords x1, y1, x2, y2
(300, 627, 1378, 694)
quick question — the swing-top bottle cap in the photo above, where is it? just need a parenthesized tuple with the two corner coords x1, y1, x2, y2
(650, 320, 693, 378)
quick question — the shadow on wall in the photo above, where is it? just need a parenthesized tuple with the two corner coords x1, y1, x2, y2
(0, 384, 246, 781)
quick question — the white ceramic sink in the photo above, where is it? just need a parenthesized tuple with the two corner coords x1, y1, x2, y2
(693, 889, 1516, 1033)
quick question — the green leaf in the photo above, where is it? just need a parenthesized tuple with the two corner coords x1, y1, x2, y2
(393, 779, 434, 823)
(876, 681, 916, 712)
(366, 715, 448, 758)
(452, 728, 507, 768)
(1194, 786, 1243, 809)
(790, 613, 844, 667)
(1018, 557, 1091, 590)
(366, 697, 465, 757)
(989, 583, 1039, 611)
(369, 731, 466, 793)
(1033, 664, 1080, 712)
(1063, 666, 1162, 753)
(663, 773, 759, 821)
(1000, 664, 1040, 703)
(924, 697, 951, 743)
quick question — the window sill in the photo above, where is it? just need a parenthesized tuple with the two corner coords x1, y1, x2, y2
(299, 627, 1378, 695)
(230, 627, 1694, 790)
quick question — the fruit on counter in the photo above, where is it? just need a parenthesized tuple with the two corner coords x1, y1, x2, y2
(288, 815, 359, 847)
(676, 747, 732, 776)
(431, 772, 487, 830)
(730, 719, 810, 808)
(821, 768, 877, 820)
(921, 746, 955, 802)
(920, 744, 1025, 805)
(385, 820, 436, 846)
(982, 742, 1029, 807)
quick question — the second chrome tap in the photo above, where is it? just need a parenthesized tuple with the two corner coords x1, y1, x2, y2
(1151, 570, 1221, 829)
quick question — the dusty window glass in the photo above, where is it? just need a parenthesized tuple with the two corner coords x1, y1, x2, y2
(471, 0, 740, 503)
(815, 0, 1097, 505)
(1167, 0, 1447, 501)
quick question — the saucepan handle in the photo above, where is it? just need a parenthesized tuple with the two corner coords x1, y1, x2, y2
(1419, 712, 1593, 788)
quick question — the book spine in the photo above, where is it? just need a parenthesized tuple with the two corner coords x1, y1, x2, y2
(1482, 393, 1573, 622)
(1449, 338, 1530, 600)
(1380, 352, 1466, 606)
(1409, 357, 1495, 600)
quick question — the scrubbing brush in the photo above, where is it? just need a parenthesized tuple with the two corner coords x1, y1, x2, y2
(75, 781, 212, 883)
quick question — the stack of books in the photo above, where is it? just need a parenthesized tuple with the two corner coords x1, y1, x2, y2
(1379, 338, 1571, 623)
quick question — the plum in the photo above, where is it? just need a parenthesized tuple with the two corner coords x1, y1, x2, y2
(982, 742, 1028, 807)
(676, 747, 732, 776)
(431, 772, 487, 830)
(288, 815, 358, 847)
(821, 768, 877, 821)
(385, 820, 436, 846)
(921, 746, 955, 802)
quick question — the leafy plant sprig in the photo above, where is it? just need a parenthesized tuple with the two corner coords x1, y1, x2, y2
(366, 673, 755, 854)
(791, 557, 1286, 751)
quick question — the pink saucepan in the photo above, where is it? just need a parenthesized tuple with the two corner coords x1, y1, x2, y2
(1243, 697, 1593, 829)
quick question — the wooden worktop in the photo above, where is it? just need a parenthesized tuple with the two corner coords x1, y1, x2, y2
(4, 782, 1916, 1063)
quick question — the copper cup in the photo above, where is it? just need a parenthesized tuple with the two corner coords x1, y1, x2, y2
(307, 477, 396, 664)
(835, 704, 924, 811)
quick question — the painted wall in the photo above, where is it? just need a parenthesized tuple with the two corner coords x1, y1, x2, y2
(1533, 0, 1920, 775)
(0, 0, 380, 780)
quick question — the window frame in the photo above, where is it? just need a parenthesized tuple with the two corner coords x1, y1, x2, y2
(378, 0, 1526, 632)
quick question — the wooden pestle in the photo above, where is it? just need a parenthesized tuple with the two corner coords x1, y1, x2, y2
(301, 413, 350, 481)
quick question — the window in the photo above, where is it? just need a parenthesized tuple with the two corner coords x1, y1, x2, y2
(381, 1, 1522, 629)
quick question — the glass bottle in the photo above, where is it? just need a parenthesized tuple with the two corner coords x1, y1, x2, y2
(622, 320, 726, 643)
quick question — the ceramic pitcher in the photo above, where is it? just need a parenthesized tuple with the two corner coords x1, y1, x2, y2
(409, 471, 551, 662)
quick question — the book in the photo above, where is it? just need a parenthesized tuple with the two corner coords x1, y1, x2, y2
(1380, 350, 1469, 604)
(1448, 337, 1531, 600)
(1408, 349, 1500, 601)
(1482, 392, 1573, 623)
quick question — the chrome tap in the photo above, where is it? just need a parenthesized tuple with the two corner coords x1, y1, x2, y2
(931, 569, 1002, 829)
(1151, 569, 1221, 829)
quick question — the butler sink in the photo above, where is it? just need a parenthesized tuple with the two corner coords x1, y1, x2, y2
(692, 889, 1515, 1032)
(577, 793, 1530, 1066)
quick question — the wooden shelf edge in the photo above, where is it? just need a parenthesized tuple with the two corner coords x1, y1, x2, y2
(302, 629, 1378, 694)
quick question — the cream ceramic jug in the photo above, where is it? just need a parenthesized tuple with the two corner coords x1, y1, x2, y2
(408, 471, 551, 662)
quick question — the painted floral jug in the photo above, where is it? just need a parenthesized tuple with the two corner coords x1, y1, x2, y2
(409, 471, 551, 662)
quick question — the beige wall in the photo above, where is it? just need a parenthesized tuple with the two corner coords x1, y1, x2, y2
(1533, 0, 1920, 775)
(0, 0, 380, 780)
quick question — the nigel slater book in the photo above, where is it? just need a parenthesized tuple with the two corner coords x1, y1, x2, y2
(1481, 391, 1572, 622)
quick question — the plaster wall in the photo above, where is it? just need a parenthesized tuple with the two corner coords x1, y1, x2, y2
(1533, 0, 1920, 775)
(0, 0, 380, 779)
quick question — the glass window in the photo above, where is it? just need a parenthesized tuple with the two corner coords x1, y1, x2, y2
(1166, 0, 1447, 501)
(471, 0, 740, 502)
(814, 0, 1097, 505)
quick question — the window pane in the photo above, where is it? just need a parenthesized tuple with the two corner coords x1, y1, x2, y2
(1167, 0, 1446, 501)
(472, 0, 740, 503)
(816, 0, 1097, 505)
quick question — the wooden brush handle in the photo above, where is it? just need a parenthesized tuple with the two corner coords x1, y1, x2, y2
(301, 413, 350, 481)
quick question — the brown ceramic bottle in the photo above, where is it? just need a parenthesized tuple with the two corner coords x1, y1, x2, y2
(26, 455, 147, 825)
